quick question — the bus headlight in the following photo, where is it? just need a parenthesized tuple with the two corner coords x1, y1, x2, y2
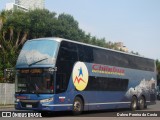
(15, 99, 20, 102)
(40, 98, 53, 103)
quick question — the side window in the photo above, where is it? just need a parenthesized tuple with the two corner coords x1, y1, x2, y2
(59, 42, 78, 61)
(56, 41, 78, 93)
(56, 73, 66, 93)
(146, 59, 154, 71)
(83, 46, 93, 62)
(77, 44, 84, 61)
(77, 45, 93, 63)
(85, 76, 129, 91)
(78, 44, 154, 72)
(108, 52, 118, 66)
(93, 48, 109, 65)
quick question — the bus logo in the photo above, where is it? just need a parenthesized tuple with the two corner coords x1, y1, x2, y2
(72, 62, 89, 91)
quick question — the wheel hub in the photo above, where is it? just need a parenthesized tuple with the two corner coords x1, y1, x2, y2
(74, 101, 81, 111)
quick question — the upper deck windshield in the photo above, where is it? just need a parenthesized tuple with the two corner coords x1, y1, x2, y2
(16, 39, 59, 67)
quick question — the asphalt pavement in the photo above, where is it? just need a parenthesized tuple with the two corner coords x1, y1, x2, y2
(0, 100, 159, 120)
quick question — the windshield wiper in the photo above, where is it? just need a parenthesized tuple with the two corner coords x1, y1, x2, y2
(28, 58, 48, 67)
(19, 89, 23, 95)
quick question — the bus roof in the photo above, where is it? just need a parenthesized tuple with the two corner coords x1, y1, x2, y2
(28, 37, 155, 61)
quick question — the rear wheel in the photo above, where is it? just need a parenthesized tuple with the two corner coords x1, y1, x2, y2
(139, 96, 145, 110)
(130, 96, 138, 111)
(72, 97, 83, 115)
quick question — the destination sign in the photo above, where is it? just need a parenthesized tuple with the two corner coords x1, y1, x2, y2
(20, 69, 42, 74)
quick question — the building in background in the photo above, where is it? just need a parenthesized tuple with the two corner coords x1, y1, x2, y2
(5, 0, 45, 11)
(115, 42, 129, 52)
(5, 3, 28, 12)
(15, 0, 45, 10)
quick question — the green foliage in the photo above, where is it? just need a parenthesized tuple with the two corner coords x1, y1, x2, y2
(156, 60, 160, 73)
(156, 60, 160, 86)
(28, 9, 56, 38)
(55, 13, 81, 40)
(0, 9, 141, 82)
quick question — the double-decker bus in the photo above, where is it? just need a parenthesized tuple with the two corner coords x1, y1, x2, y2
(15, 37, 156, 114)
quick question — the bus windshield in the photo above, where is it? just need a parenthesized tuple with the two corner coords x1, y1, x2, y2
(16, 39, 59, 67)
(16, 69, 54, 94)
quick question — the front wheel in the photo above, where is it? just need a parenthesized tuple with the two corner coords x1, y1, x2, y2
(130, 96, 138, 111)
(72, 97, 83, 115)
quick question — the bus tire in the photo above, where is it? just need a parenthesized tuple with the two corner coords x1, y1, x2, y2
(139, 96, 145, 110)
(72, 97, 84, 115)
(130, 96, 138, 111)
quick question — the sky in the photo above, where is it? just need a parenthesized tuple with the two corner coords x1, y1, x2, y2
(0, 0, 160, 60)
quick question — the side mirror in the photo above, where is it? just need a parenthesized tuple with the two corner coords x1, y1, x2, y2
(48, 67, 57, 74)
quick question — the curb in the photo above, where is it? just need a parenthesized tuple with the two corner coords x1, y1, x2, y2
(0, 105, 14, 109)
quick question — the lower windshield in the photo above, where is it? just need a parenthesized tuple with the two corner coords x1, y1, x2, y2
(16, 69, 54, 94)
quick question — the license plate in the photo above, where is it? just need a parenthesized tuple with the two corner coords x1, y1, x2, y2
(26, 104, 32, 108)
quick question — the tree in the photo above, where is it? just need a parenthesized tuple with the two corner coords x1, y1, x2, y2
(54, 13, 83, 41)
(28, 9, 56, 38)
(0, 9, 136, 82)
(0, 10, 6, 31)
(0, 10, 30, 81)
(156, 60, 160, 86)
(156, 60, 160, 73)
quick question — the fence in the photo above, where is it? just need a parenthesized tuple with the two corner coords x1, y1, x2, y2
(0, 83, 15, 105)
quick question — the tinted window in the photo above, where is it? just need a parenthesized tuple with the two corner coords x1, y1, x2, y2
(83, 46, 94, 62)
(59, 41, 78, 61)
(91, 46, 154, 72)
(77, 44, 94, 63)
(56, 41, 78, 93)
(85, 76, 129, 91)
(93, 48, 109, 65)
(77, 44, 85, 61)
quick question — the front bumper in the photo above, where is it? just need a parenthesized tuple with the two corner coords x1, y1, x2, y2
(15, 100, 54, 111)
